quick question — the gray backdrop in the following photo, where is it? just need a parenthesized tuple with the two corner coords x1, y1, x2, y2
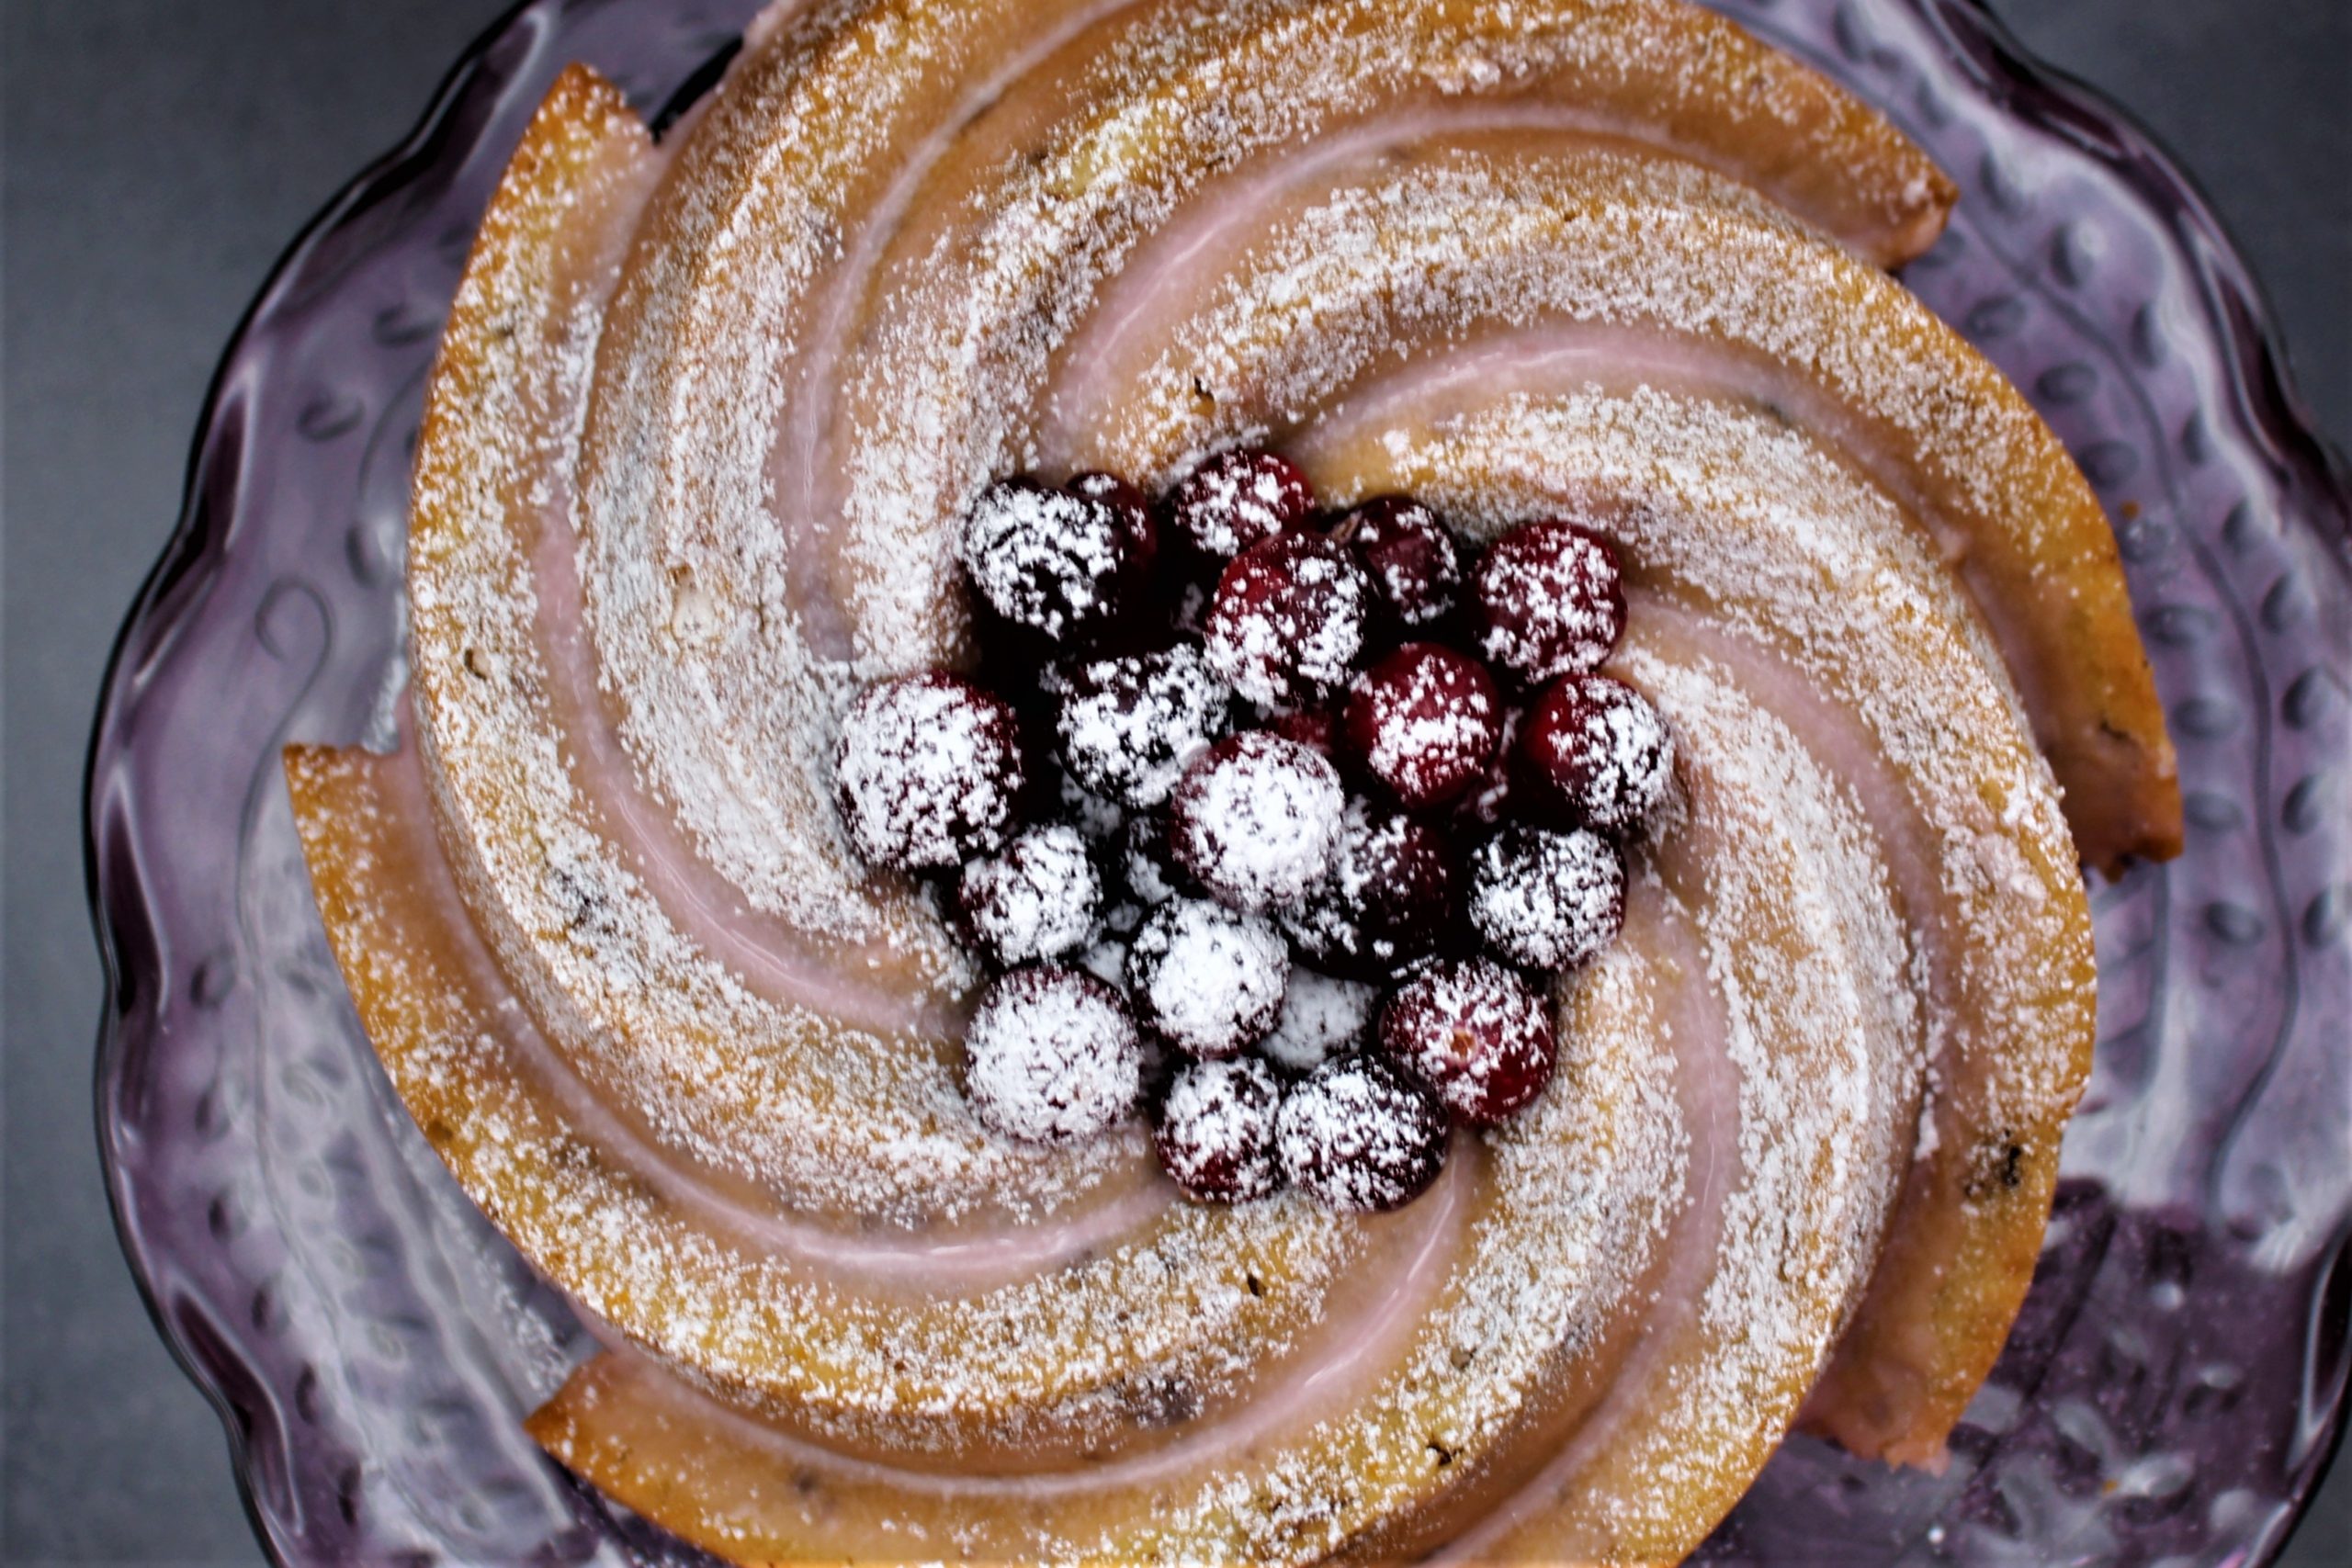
(4, 2, 2346, 1563)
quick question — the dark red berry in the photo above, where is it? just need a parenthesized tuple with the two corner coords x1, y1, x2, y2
(1279, 801, 1453, 978)
(1472, 519, 1626, 683)
(1329, 495, 1464, 631)
(1341, 642, 1502, 809)
(1380, 958, 1556, 1124)
(965, 966, 1144, 1145)
(1068, 470, 1159, 607)
(1167, 732, 1345, 911)
(959, 477, 1156, 647)
(956, 825, 1103, 966)
(1155, 1055, 1284, 1202)
(1204, 534, 1374, 708)
(1466, 824, 1626, 972)
(833, 672, 1026, 870)
(1517, 674, 1675, 833)
(1164, 447, 1317, 560)
(1125, 897, 1291, 1059)
(1056, 644, 1230, 809)
(1276, 1055, 1449, 1213)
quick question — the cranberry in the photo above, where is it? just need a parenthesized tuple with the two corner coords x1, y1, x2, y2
(1167, 732, 1345, 911)
(1155, 1055, 1284, 1203)
(1466, 825, 1626, 972)
(1203, 534, 1374, 709)
(833, 672, 1026, 870)
(1126, 897, 1291, 1059)
(1329, 495, 1464, 631)
(956, 825, 1103, 967)
(959, 476, 1155, 647)
(1055, 644, 1230, 808)
(964, 966, 1144, 1145)
(1380, 958, 1556, 1124)
(1517, 674, 1675, 833)
(1471, 519, 1626, 683)
(1279, 801, 1453, 978)
(1260, 969, 1381, 1074)
(1341, 642, 1502, 809)
(1276, 1055, 1449, 1213)
(1163, 447, 1317, 560)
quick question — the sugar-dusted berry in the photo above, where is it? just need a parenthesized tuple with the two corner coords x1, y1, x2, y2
(959, 476, 1155, 646)
(956, 825, 1103, 967)
(1056, 643, 1230, 809)
(1203, 534, 1374, 709)
(833, 672, 1025, 870)
(1341, 641, 1502, 809)
(1278, 800, 1453, 978)
(1167, 732, 1345, 912)
(1466, 824, 1626, 972)
(1518, 673, 1675, 832)
(1155, 1055, 1284, 1203)
(1163, 447, 1316, 560)
(1380, 957, 1556, 1124)
(1329, 495, 1464, 630)
(1277, 1055, 1449, 1213)
(965, 966, 1144, 1145)
(1125, 897, 1291, 1059)
(1472, 519, 1626, 683)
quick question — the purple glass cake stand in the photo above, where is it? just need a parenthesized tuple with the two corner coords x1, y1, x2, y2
(88, 1, 2351, 1562)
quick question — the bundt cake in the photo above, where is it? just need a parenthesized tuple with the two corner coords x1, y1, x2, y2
(284, 0, 2182, 1561)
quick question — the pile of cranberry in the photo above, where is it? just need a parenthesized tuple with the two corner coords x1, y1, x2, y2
(831, 449, 1673, 1213)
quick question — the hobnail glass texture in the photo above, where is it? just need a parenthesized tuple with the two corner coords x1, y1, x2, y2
(88, 1, 2351, 1562)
